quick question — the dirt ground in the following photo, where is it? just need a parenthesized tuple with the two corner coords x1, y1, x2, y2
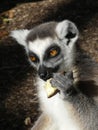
(0, 0, 98, 130)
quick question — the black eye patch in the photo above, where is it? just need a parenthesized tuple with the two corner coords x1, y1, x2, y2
(44, 45, 61, 61)
(29, 51, 39, 63)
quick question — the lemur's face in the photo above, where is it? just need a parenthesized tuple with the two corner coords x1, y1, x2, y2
(28, 37, 64, 80)
(11, 20, 79, 81)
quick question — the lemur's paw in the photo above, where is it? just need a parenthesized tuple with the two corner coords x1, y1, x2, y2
(50, 71, 74, 98)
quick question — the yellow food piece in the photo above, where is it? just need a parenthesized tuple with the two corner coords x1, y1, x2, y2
(44, 79, 59, 98)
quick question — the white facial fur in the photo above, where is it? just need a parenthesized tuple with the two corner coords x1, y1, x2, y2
(28, 38, 54, 64)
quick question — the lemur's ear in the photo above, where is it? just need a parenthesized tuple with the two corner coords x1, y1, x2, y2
(10, 29, 30, 46)
(56, 20, 79, 45)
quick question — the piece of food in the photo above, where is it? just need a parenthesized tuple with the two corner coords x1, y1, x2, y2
(44, 79, 59, 98)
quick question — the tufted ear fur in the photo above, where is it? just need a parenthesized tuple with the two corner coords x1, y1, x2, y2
(56, 20, 79, 47)
(10, 29, 30, 47)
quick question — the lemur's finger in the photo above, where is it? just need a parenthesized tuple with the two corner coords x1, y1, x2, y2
(51, 78, 64, 90)
(53, 73, 66, 83)
(64, 71, 73, 79)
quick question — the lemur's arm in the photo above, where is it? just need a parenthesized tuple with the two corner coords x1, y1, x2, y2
(51, 65, 98, 101)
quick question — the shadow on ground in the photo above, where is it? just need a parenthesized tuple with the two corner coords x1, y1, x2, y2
(0, 37, 40, 130)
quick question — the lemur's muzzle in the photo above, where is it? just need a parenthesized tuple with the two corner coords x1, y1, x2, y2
(38, 65, 59, 81)
(38, 65, 52, 81)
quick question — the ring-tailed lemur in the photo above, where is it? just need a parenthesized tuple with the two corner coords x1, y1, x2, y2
(11, 20, 98, 130)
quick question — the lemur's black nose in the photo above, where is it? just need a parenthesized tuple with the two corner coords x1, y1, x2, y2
(39, 72, 51, 81)
(38, 65, 52, 81)
(39, 73, 47, 80)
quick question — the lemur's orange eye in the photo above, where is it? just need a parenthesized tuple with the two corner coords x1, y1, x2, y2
(30, 56, 36, 62)
(50, 49, 58, 57)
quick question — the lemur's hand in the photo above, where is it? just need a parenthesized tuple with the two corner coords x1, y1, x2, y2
(50, 71, 74, 98)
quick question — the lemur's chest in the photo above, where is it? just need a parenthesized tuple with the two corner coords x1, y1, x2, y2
(37, 80, 81, 130)
(43, 95, 80, 130)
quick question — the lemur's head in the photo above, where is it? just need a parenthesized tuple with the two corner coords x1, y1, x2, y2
(11, 20, 79, 81)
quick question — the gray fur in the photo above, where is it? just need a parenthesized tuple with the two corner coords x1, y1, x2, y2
(26, 22, 57, 42)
